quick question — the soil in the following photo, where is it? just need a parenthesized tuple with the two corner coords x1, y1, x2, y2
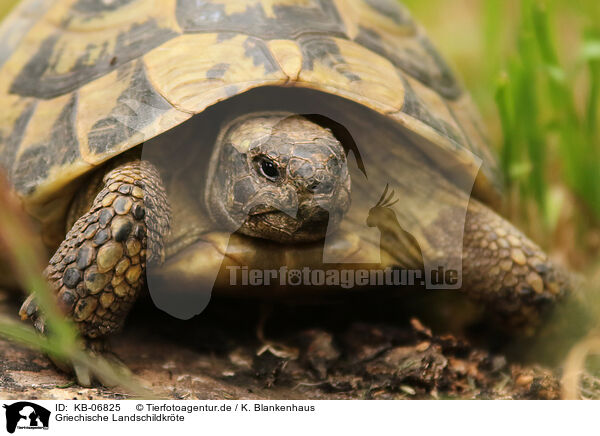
(0, 290, 562, 400)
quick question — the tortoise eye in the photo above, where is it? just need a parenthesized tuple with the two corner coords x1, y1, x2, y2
(259, 157, 280, 180)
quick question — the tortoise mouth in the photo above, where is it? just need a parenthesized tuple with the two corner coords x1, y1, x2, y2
(248, 205, 285, 216)
(240, 208, 331, 244)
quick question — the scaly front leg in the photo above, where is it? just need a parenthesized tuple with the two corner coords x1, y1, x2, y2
(20, 160, 170, 384)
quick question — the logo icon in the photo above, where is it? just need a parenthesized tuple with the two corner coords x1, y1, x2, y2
(3, 402, 50, 434)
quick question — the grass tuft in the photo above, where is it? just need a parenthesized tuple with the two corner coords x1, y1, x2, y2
(498, 1, 600, 231)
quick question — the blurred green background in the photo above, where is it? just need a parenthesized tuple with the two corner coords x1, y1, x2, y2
(403, 0, 600, 271)
(0, 0, 18, 20)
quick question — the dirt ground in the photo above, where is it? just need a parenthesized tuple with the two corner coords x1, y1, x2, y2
(0, 289, 563, 400)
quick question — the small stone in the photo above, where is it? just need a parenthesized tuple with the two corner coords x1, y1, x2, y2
(114, 283, 130, 297)
(500, 259, 513, 272)
(99, 292, 115, 309)
(74, 297, 98, 322)
(114, 196, 133, 215)
(132, 186, 144, 198)
(98, 208, 115, 227)
(516, 374, 534, 387)
(63, 267, 82, 288)
(118, 184, 132, 195)
(111, 216, 133, 242)
(126, 239, 141, 256)
(97, 242, 124, 273)
(132, 203, 145, 220)
(511, 249, 527, 266)
(526, 272, 544, 294)
(84, 267, 111, 294)
(480, 240, 488, 248)
(115, 258, 130, 275)
(101, 193, 118, 207)
(93, 229, 110, 246)
(496, 228, 508, 237)
(489, 242, 498, 251)
(125, 265, 142, 285)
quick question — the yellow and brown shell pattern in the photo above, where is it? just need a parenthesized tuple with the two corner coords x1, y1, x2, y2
(0, 0, 499, 221)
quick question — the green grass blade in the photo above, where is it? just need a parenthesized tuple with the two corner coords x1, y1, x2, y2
(495, 72, 515, 186)
(584, 32, 600, 138)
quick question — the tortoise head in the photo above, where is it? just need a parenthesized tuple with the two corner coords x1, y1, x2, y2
(206, 113, 351, 243)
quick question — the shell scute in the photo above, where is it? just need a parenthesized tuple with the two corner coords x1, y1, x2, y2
(9, 19, 177, 100)
(86, 60, 173, 155)
(11, 92, 80, 195)
(175, 0, 346, 40)
(5, 0, 181, 100)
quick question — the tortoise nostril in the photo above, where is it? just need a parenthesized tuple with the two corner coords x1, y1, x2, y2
(308, 180, 334, 194)
(307, 181, 320, 192)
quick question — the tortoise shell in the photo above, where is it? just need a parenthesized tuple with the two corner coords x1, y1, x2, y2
(0, 0, 500, 247)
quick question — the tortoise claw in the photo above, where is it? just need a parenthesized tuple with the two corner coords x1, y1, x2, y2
(49, 340, 133, 388)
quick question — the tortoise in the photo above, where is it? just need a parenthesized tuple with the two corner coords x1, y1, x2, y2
(0, 0, 570, 380)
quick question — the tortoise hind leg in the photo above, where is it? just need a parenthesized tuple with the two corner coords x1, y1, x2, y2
(20, 160, 170, 383)
(459, 198, 571, 332)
